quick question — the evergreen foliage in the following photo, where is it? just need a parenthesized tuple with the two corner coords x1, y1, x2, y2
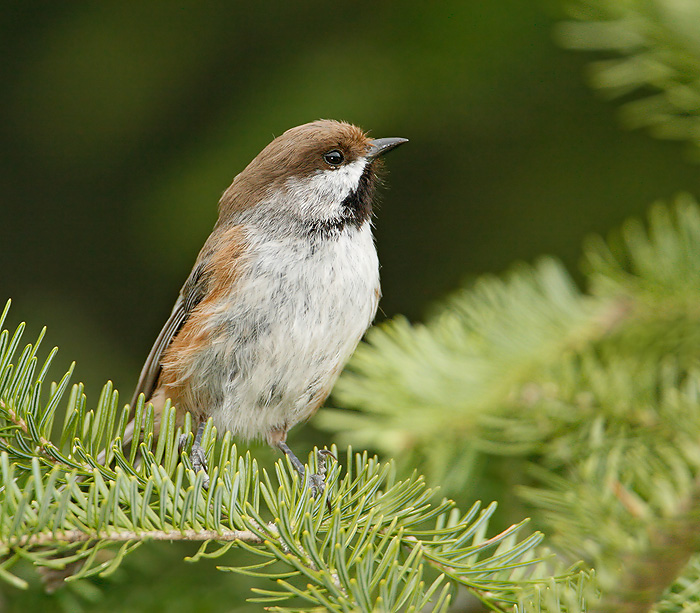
(4, 195, 700, 610)
(0, 300, 561, 610)
(555, 0, 700, 156)
(3, 3, 700, 610)
(323, 195, 700, 611)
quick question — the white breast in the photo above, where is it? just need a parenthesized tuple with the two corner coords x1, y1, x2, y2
(204, 223, 380, 442)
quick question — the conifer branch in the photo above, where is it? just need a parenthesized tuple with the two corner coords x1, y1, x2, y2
(555, 0, 700, 155)
(328, 196, 700, 612)
(14, 528, 263, 548)
(0, 299, 555, 610)
(0, 397, 70, 467)
(596, 476, 700, 612)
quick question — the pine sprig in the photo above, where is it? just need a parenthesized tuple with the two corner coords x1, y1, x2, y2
(519, 362, 700, 611)
(0, 302, 557, 609)
(555, 0, 700, 156)
(6, 193, 700, 610)
(322, 195, 700, 610)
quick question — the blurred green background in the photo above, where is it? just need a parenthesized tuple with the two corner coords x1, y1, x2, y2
(3, 1, 700, 401)
(3, 1, 700, 610)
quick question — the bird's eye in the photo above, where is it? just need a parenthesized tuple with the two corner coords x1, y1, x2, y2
(323, 149, 344, 166)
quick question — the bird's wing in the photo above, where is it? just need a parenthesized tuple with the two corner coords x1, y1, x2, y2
(129, 263, 210, 409)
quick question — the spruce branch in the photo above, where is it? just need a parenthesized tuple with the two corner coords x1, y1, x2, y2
(555, 0, 700, 156)
(7, 194, 700, 610)
(0, 298, 559, 610)
(324, 195, 700, 611)
(12, 528, 263, 547)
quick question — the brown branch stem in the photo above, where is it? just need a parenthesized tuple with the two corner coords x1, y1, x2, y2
(595, 476, 700, 613)
(9, 528, 263, 549)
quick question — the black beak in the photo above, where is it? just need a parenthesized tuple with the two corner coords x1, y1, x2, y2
(367, 137, 409, 159)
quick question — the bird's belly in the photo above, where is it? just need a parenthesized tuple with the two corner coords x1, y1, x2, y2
(197, 227, 379, 442)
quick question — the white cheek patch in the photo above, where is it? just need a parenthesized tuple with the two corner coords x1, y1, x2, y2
(283, 158, 367, 221)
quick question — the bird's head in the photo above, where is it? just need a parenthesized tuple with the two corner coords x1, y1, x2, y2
(219, 120, 407, 236)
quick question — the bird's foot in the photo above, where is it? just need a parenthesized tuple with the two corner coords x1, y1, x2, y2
(179, 422, 210, 489)
(189, 443, 210, 488)
(308, 449, 335, 497)
(278, 442, 335, 498)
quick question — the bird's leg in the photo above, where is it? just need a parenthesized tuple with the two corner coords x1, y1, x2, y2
(277, 441, 335, 500)
(180, 420, 210, 488)
(277, 441, 307, 478)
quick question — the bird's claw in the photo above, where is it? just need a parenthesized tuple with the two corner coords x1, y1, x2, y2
(177, 433, 189, 454)
(190, 445, 210, 488)
(307, 449, 336, 499)
(179, 431, 210, 489)
(277, 442, 335, 503)
(307, 472, 326, 497)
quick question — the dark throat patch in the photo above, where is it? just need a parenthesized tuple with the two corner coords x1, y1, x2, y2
(306, 163, 376, 238)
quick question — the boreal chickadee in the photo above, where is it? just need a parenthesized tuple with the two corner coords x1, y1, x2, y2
(127, 120, 407, 486)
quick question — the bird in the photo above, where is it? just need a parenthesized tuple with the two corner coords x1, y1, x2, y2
(125, 119, 407, 486)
